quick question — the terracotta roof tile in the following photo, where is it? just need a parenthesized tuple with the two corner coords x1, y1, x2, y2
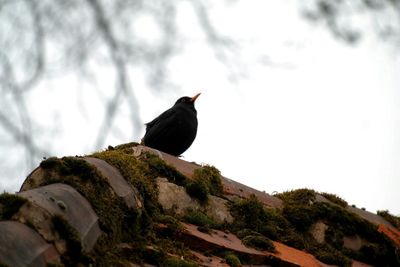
(0, 221, 59, 267)
(378, 224, 400, 248)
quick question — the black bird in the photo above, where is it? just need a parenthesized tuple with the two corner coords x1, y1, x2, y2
(142, 93, 200, 156)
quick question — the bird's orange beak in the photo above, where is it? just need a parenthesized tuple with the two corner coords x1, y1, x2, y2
(190, 93, 201, 102)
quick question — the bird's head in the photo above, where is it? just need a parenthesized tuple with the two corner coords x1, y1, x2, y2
(175, 93, 201, 108)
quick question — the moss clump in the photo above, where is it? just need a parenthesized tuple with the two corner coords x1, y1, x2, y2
(40, 156, 98, 181)
(275, 188, 316, 206)
(320, 192, 348, 208)
(92, 150, 160, 217)
(184, 165, 223, 203)
(241, 235, 275, 252)
(192, 165, 223, 196)
(52, 215, 91, 266)
(118, 243, 194, 267)
(156, 215, 185, 237)
(184, 209, 217, 229)
(62, 157, 100, 181)
(282, 204, 315, 232)
(309, 244, 351, 267)
(0, 193, 27, 220)
(162, 258, 197, 267)
(142, 152, 187, 186)
(113, 142, 140, 150)
(229, 195, 287, 237)
(377, 210, 400, 230)
(229, 195, 268, 232)
(224, 253, 241, 267)
(236, 229, 276, 252)
(312, 202, 379, 238)
(324, 225, 344, 249)
(357, 238, 400, 267)
(185, 179, 209, 204)
(40, 157, 61, 169)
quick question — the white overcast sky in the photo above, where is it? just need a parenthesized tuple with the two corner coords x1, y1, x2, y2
(1, 1, 400, 215)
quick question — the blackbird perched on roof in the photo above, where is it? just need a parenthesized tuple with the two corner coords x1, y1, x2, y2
(142, 93, 200, 156)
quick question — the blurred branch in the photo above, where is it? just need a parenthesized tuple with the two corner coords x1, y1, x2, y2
(20, 0, 45, 92)
(0, 50, 42, 168)
(85, 0, 140, 148)
(191, 0, 246, 82)
(301, 0, 400, 44)
(0, 110, 47, 161)
(0, 0, 245, 164)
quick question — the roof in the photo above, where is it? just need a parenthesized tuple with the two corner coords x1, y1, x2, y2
(0, 143, 399, 267)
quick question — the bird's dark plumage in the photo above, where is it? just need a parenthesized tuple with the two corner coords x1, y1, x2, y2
(142, 93, 200, 156)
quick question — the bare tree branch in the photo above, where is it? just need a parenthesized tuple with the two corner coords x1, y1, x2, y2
(301, 0, 400, 44)
(85, 0, 140, 148)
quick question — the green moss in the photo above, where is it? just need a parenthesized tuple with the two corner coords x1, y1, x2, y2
(90, 235, 143, 267)
(185, 179, 209, 204)
(192, 165, 223, 196)
(320, 192, 348, 208)
(282, 204, 315, 232)
(40, 157, 61, 169)
(156, 215, 185, 237)
(229, 195, 268, 232)
(229, 195, 298, 254)
(52, 215, 91, 266)
(92, 150, 160, 216)
(236, 229, 258, 239)
(324, 226, 344, 249)
(184, 165, 224, 203)
(241, 235, 275, 252)
(60, 157, 99, 181)
(309, 244, 352, 267)
(142, 152, 187, 186)
(156, 238, 194, 263)
(229, 194, 285, 236)
(162, 258, 197, 267)
(141, 246, 168, 266)
(40, 156, 104, 182)
(377, 210, 400, 230)
(0, 193, 27, 220)
(113, 142, 140, 150)
(224, 253, 241, 267)
(313, 202, 379, 238)
(275, 188, 316, 206)
(183, 209, 217, 229)
(124, 243, 194, 267)
(357, 240, 400, 266)
(236, 229, 276, 252)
